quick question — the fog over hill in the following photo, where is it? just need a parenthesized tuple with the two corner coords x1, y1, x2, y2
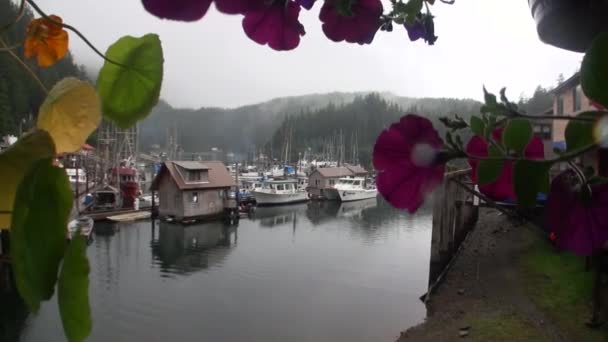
(139, 91, 481, 160)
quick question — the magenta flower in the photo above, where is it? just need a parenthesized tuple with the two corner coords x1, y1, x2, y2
(214, 0, 266, 15)
(466, 129, 544, 201)
(242, 0, 305, 51)
(373, 114, 445, 213)
(546, 171, 608, 256)
(142, 0, 213, 21)
(320, 0, 383, 45)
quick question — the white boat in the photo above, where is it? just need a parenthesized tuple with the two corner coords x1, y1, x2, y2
(252, 180, 308, 205)
(327, 177, 378, 202)
(68, 216, 94, 242)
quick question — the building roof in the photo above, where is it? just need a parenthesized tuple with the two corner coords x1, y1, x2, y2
(344, 164, 367, 175)
(313, 166, 353, 178)
(173, 161, 210, 170)
(150, 161, 235, 191)
(553, 72, 580, 94)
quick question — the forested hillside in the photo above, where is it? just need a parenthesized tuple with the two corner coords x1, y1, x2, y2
(268, 94, 481, 166)
(0, 1, 87, 135)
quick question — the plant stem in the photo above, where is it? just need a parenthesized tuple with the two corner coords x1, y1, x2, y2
(506, 107, 599, 122)
(0, 0, 26, 32)
(461, 143, 597, 163)
(25, 0, 126, 68)
(0, 42, 22, 51)
(0, 38, 47, 94)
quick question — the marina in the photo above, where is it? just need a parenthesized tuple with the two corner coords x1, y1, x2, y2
(4, 199, 432, 342)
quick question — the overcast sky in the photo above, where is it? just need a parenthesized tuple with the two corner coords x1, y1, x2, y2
(33, 0, 582, 109)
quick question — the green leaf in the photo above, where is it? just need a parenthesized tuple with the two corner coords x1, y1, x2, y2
(477, 144, 504, 185)
(58, 235, 91, 342)
(483, 87, 497, 106)
(97, 34, 164, 128)
(581, 32, 608, 108)
(513, 160, 552, 209)
(470, 116, 485, 136)
(565, 111, 603, 152)
(10, 158, 72, 311)
(0, 130, 55, 229)
(503, 119, 532, 156)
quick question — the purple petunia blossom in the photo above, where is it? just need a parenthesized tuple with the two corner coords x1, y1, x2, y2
(320, 0, 383, 45)
(142, 0, 213, 21)
(296, 0, 316, 10)
(546, 171, 608, 256)
(373, 114, 445, 213)
(215, 0, 266, 14)
(403, 14, 438, 45)
(404, 21, 425, 41)
(242, 0, 305, 51)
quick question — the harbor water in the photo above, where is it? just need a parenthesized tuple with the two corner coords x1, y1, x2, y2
(5, 198, 432, 342)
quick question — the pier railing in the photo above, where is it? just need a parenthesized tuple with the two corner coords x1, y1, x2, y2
(426, 169, 479, 300)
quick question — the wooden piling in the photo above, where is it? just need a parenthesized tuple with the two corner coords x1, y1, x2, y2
(427, 169, 479, 297)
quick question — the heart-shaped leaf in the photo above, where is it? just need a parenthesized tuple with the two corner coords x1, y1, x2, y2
(10, 158, 72, 311)
(477, 144, 503, 185)
(97, 34, 164, 128)
(581, 32, 608, 108)
(58, 235, 91, 342)
(513, 160, 552, 209)
(37, 78, 101, 153)
(565, 111, 604, 152)
(0, 130, 55, 229)
(503, 118, 532, 156)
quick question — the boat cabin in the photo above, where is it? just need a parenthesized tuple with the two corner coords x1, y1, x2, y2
(151, 161, 237, 222)
(261, 180, 298, 193)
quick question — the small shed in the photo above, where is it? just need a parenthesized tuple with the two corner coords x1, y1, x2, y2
(307, 166, 354, 199)
(150, 161, 236, 221)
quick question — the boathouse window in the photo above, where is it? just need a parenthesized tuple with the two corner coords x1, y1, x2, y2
(174, 192, 180, 207)
(329, 179, 335, 185)
(218, 190, 224, 199)
(315, 179, 319, 186)
(192, 192, 199, 203)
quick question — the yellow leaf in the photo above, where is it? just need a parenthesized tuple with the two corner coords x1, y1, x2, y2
(0, 130, 55, 229)
(37, 78, 101, 154)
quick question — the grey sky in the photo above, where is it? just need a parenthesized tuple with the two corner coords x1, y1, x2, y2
(33, 0, 582, 109)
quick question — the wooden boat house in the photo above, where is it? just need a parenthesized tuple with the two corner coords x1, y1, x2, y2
(151, 161, 237, 222)
(307, 164, 368, 200)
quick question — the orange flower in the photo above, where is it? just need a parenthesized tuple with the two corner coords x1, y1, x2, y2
(24, 15, 69, 68)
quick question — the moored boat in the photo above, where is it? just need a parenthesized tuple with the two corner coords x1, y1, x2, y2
(326, 177, 378, 202)
(252, 180, 308, 205)
(68, 216, 94, 243)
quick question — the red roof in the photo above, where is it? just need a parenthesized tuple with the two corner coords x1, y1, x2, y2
(81, 143, 95, 151)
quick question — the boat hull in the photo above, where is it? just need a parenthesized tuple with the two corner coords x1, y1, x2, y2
(334, 189, 378, 202)
(253, 191, 309, 206)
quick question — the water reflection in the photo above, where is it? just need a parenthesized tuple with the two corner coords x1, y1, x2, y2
(151, 221, 237, 275)
(15, 198, 431, 342)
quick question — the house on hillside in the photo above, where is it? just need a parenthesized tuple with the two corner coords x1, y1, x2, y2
(151, 161, 237, 222)
(307, 165, 369, 200)
(546, 72, 599, 173)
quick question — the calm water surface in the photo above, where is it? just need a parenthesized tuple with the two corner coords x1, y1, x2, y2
(9, 198, 432, 342)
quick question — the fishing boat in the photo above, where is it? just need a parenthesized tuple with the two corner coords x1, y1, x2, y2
(109, 166, 141, 209)
(327, 177, 378, 202)
(67, 216, 94, 243)
(252, 179, 308, 205)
